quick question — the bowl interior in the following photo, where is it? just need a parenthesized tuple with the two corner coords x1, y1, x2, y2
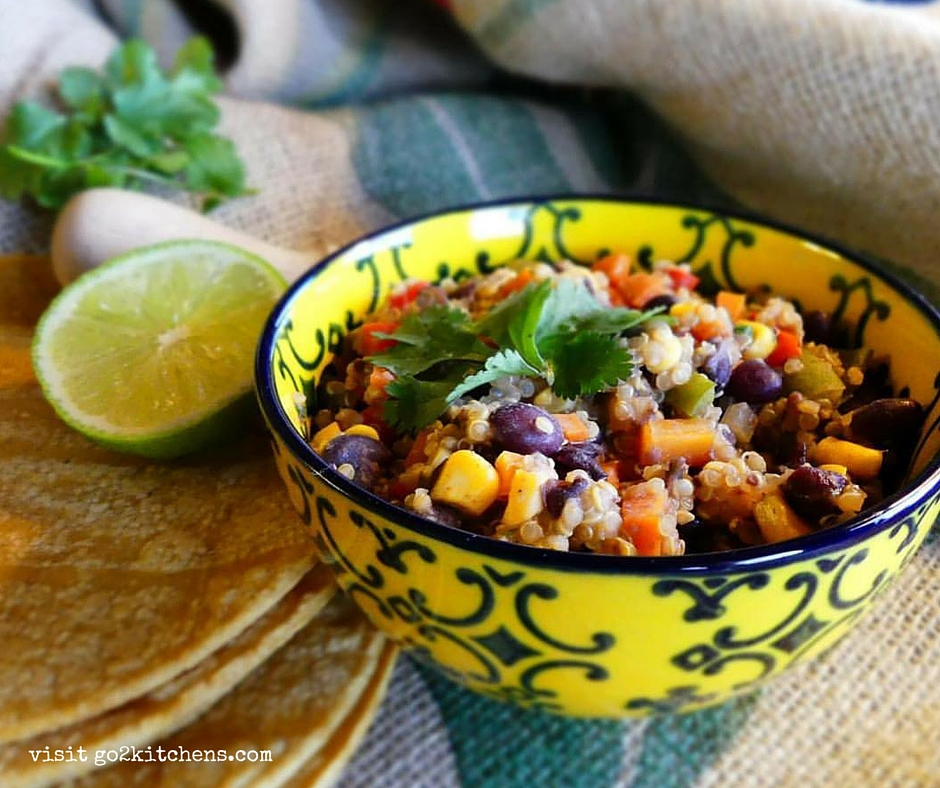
(262, 197, 940, 525)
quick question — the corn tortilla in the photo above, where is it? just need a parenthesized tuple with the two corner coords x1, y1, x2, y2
(0, 567, 336, 788)
(0, 255, 318, 741)
(278, 643, 396, 788)
(59, 595, 390, 788)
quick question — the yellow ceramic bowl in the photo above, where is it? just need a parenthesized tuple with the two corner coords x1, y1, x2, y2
(255, 197, 940, 717)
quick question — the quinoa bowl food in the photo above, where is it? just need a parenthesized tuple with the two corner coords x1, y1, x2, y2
(256, 197, 940, 717)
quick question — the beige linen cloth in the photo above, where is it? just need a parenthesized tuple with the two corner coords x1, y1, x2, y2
(1, 1, 939, 787)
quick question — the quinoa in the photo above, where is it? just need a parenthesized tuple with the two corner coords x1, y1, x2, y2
(307, 257, 923, 557)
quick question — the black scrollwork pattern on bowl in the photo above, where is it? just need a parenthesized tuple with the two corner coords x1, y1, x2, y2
(636, 213, 755, 294)
(270, 439, 932, 716)
(263, 200, 940, 715)
(633, 512, 930, 712)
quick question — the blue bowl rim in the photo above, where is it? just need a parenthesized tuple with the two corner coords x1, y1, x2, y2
(255, 193, 940, 576)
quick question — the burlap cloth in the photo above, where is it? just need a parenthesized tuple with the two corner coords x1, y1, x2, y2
(2, 1, 939, 786)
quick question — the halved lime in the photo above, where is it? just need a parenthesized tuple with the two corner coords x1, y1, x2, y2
(32, 240, 287, 459)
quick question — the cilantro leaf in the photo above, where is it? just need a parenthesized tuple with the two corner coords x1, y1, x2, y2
(368, 305, 492, 377)
(369, 273, 663, 433)
(0, 37, 251, 211)
(562, 304, 667, 334)
(547, 331, 635, 399)
(449, 349, 539, 402)
(382, 376, 461, 432)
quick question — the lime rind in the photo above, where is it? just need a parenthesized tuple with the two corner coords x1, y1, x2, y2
(32, 239, 288, 459)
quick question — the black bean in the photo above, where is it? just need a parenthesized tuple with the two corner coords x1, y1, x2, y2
(783, 464, 847, 521)
(422, 502, 463, 529)
(321, 434, 391, 489)
(727, 359, 783, 404)
(491, 402, 564, 456)
(802, 310, 834, 345)
(544, 476, 591, 518)
(677, 518, 719, 554)
(644, 294, 677, 312)
(701, 340, 733, 389)
(553, 442, 605, 480)
(847, 398, 924, 451)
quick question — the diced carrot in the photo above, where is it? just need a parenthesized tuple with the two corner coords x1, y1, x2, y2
(494, 450, 526, 497)
(666, 268, 700, 291)
(404, 429, 432, 467)
(388, 280, 429, 310)
(599, 459, 621, 487)
(765, 329, 802, 367)
(607, 287, 626, 307)
(555, 413, 591, 443)
(619, 480, 669, 557)
(499, 267, 536, 297)
(592, 253, 632, 288)
(616, 272, 668, 308)
(691, 318, 728, 342)
(365, 366, 395, 405)
(638, 418, 716, 467)
(358, 321, 399, 356)
(715, 290, 747, 321)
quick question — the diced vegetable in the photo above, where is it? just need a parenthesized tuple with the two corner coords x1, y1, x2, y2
(784, 353, 845, 402)
(619, 479, 669, 556)
(357, 321, 399, 355)
(691, 317, 728, 342)
(810, 437, 883, 479)
(666, 268, 700, 291)
(715, 290, 747, 321)
(665, 373, 716, 418)
(600, 459, 622, 487)
(312, 421, 342, 454)
(754, 490, 813, 543)
(638, 418, 716, 467)
(498, 267, 536, 297)
(404, 429, 431, 467)
(494, 450, 526, 497)
(360, 405, 395, 444)
(592, 253, 632, 288)
(555, 412, 591, 443)
(344, 424, 380, 441)
(388, 281, 429, 310)
(431, 450, 500, 516)
(368, 366, 395, 392)
(616, 272, 668, 308)
(503, 469, 544, 525)
(765, 329, 802, 367)
(738, 320, 777, 360)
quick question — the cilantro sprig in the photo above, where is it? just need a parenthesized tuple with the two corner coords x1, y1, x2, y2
(0, 37, 251, 211)
(368, 278, 664, 432)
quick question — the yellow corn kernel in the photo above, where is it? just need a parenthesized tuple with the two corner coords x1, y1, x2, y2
(738, 320, 777, 360)
(494, 450, 526, 497)
(503, 469, 544, 525)
(311, 421, 342, 453)
(345, 424, 380, 441)
(430, 450, 499, 516)
(810, 437, 882, 479)
(754, 490, 813, 544)
(644, 330, 683, 373)
(669, 302, 696, 318)
(819, 463, 849, 476)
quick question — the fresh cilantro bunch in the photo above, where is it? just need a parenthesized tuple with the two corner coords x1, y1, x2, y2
(368, 278, 663, 432)
(0, 37, 250, 211)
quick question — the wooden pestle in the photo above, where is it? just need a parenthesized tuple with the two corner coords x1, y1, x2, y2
(51, 188, 315, 286)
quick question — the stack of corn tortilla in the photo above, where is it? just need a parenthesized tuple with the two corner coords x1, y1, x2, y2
(0, 253, 396, 788)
